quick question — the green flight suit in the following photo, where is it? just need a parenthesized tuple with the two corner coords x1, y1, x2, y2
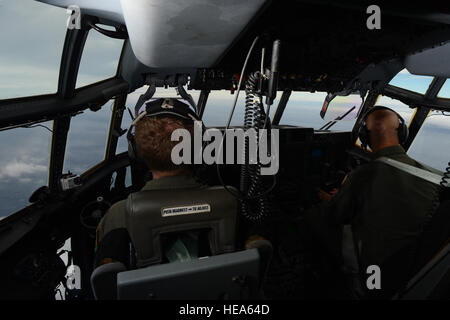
(305, 145, 438, 274)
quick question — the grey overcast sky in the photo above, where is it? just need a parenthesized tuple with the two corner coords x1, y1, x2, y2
(0, 0, 450, 218)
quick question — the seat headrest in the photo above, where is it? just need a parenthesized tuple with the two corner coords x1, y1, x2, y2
(125, 186, 238, 268)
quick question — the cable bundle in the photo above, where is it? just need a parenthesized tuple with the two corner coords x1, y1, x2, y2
(239, 72, 271, 221)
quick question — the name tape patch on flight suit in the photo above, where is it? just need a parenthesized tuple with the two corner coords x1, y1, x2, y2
(161, 204, 211, 217)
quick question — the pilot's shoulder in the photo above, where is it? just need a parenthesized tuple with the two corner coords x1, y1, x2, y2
(106, 199, 127, 217)
(97, 199, 127, 238)
(348, 161, 374, 179)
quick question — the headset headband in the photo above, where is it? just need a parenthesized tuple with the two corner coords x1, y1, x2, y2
(358, 105, 409, 149)
(127, 98, 202, 164)
(146, 98, 200, 120)
(128, 98, 200, 141)
(132, 98, 200, 127)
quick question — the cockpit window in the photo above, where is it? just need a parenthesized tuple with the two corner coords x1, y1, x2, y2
(0, 122, 52, 218)
(279, 92, 325, 128)
(63, 102, 113, 174)
(376, 69, 434, 127)
(278, 92, 356, 131)
(437, 79, 450, 99)
(201, 90, 248, 127)
(202, 90, 283, 128)
(76, 29, 124, 88)
(408, 111, 450, 172)
(389, 69, 433, 94)
(0, 0, 66, 99)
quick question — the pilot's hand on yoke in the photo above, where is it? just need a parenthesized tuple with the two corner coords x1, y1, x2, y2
(317, 173, 348, 202)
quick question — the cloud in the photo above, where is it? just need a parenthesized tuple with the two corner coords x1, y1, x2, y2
(0, 63, 59, 98)
(0, 161, 47, 181)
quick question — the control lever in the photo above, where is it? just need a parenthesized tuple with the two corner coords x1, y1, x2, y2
(266, 40, 281, 106)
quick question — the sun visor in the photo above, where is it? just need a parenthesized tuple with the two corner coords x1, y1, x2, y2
(120, 0, 266, 68)
(405, 42, 450, 77)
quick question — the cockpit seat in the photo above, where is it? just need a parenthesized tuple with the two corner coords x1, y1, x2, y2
(397, 242, 449, 299)
(116, 247, 262, 300)
(367, 197, 450, 299)
(353, 158, 449, 299)
(91, 185, 273, 300)
(394, 197, 450, 299)
(125, 185, 238, 268)
(91, 262, 126, 300)
(91, 243, 272, 300)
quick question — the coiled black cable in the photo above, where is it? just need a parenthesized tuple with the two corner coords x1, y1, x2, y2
(442, 162, 450, 187)
(216, 36, 276, 204)
(239, 72, 272, 221)
(427, 162, 450, 219)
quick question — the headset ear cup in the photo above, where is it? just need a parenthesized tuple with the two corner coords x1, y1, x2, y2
(398, 121, 409, 145)
(127, 135, 136, 162)
(358, 124, 370, 148)
(128, 137, 145, 165)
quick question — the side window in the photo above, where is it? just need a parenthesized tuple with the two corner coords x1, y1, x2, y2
(389, 69, 433, 94)
(64, 102, 113, 174)
(375, 69, 436, 127)
(0, 0, 67, 99)
(437, 79, 450, 99)
(408, 113, 450, 172)
(0, 123, 52, 218)
(76, 30, 124, 88)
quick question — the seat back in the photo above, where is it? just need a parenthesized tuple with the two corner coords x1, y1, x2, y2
(117, 249, 260, 300)
(90, 262, 127, 300)
(394, 198, 450, 299)
(397, 243, 450, 299)
(91, 242, 273, 300)
(125, 186, 238, 268)
(410, 199, 450, 274)
(367, 198, 450, 299)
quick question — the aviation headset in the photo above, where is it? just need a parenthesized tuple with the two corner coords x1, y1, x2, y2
(127, 98, 202, 163)
(357, 105, 409, 149)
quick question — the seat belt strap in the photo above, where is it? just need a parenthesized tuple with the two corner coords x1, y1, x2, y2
(376, 157, 448, 187)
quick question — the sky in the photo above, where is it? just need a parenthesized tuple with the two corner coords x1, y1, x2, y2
(1, 0, 450, 219)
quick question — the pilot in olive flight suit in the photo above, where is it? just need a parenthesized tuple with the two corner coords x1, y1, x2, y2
(94, 99, 203, 268)
(305, 106, 437, 295)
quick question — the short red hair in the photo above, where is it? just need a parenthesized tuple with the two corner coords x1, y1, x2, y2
(135, 116, 193, 171)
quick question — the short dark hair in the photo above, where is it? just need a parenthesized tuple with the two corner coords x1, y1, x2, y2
(135, 116, 193, 172)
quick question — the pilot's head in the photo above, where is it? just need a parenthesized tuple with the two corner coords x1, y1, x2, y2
(362, 105, 407, 152)
(133, 98, 197, 177)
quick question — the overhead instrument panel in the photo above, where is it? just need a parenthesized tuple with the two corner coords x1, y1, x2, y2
(120, 0, 267, 68)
